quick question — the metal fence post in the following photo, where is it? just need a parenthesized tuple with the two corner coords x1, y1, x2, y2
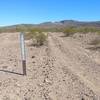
(20, 32, 26, 75)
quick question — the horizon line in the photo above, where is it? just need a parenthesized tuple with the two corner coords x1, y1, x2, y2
(0, 19, 100, 27)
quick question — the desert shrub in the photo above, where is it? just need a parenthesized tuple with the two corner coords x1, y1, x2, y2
(63, 27, 77, 36)
(63, 26, 100, 37)
(27, 29, 48, 46)
(35, 32, 48, 46)
(78, 27, 98, 33)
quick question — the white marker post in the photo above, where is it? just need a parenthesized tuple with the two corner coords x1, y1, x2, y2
(20, 32, 26, 75)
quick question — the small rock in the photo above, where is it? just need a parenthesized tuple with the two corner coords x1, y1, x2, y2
(81, 98, 85, 100)
(32, 56, 35, 58)
(9, 59, 13, 61)
(44, 78, 52, 85)
(32, 61, 35, 63)
(14, 65, 16, 67)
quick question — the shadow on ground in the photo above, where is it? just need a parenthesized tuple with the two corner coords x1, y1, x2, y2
(0, 70, 24, 75)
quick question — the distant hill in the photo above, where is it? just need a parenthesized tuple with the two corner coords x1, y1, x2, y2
(1, 20, 100, 28)
(39, 20, 100, 27)
(0, 20, 100, 32)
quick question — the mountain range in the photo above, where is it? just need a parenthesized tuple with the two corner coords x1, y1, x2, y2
(0, 20, 100, 32)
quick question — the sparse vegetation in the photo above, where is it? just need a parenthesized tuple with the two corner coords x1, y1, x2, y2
(26, 28, 48, 46)
(0, 22, 100, 47)
(63, 27, 100, 37)
(63, 27, 77, 36)
(0, 26, 48, 46)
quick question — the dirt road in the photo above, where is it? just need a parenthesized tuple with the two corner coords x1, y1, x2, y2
(0, 32, 100, 100)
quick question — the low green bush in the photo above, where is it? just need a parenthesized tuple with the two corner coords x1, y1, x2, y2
(27, 29, 48, 46)
(35, 32, 47, 46)
(63, 27, 77, 36)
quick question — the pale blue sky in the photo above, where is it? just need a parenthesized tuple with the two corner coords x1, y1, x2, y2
(0, 0, 100, 26)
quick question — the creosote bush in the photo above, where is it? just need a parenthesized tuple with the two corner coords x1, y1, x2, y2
(63, 27, 77, 36)
(27, 29, 48, 46)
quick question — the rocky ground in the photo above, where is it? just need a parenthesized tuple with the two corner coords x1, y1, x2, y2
(0, 32, 100, 100)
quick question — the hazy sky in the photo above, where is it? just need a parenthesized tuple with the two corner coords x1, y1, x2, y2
(0, 0, 100, 26)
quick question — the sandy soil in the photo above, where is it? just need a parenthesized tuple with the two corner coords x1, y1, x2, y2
(0, 32, 100, 100)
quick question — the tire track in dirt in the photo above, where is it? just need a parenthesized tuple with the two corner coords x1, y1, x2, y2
(45, 33, 100, 99)
(49, 33, 100, 95)
(39, 38, 56, 100)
